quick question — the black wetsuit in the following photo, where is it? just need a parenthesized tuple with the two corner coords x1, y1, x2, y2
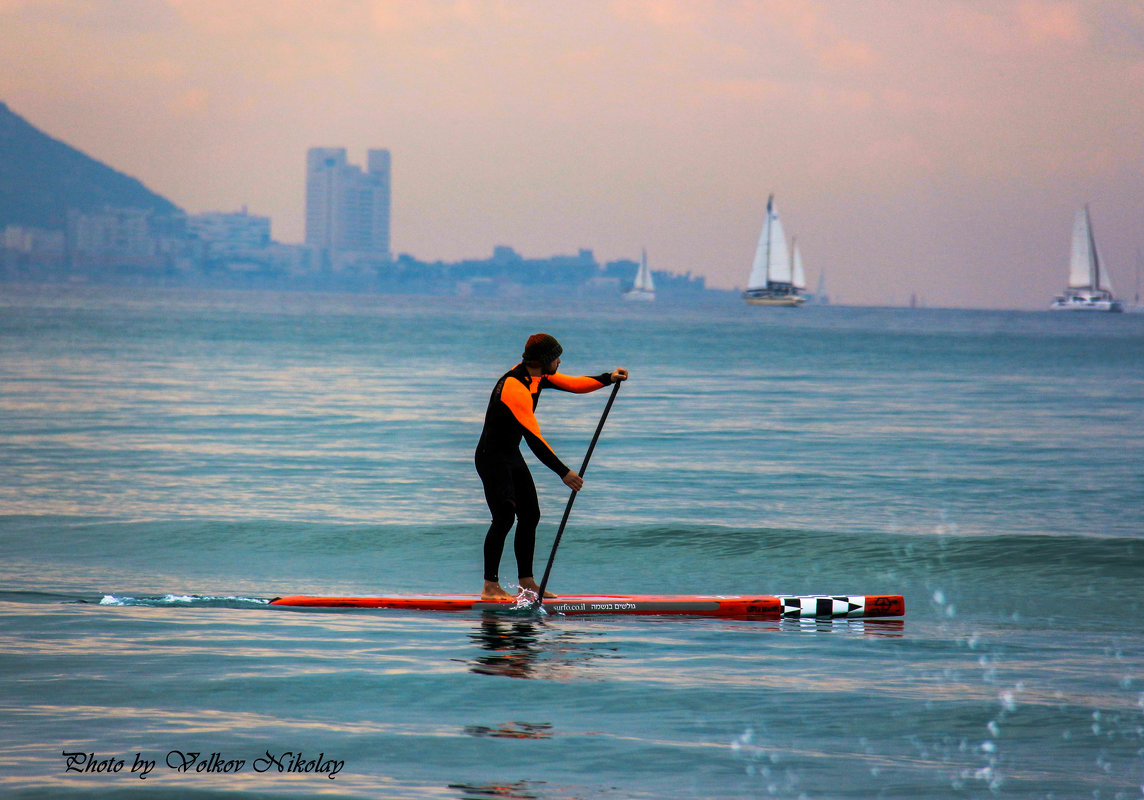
(475, 363, 611, 583)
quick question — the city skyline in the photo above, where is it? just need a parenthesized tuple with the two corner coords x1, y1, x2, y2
(2, 2, 1142, 308)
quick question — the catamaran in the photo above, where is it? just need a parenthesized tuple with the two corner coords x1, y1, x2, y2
(1050, 205, 1123, 312)
(743, 195, 806, 307)
(623, 248, 655, 302)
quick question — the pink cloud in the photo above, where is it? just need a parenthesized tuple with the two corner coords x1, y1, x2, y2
(1017, 1, 1087, 46)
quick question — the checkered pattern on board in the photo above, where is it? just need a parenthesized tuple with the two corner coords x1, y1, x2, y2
(779, 595, 864, 617)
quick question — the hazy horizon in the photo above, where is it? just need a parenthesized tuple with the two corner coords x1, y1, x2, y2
(2, 1, 1142, 308)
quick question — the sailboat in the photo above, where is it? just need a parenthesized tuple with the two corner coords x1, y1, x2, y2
(1131, 248, 1144, 313)
(623, 248, 655, 302)
(743, 195, 805, 306)
(1050, 205, 1123, 312)
(810, 267, 830, 305)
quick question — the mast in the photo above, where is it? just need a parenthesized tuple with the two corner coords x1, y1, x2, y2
(1086, 204, 1102, 291)
(761, 196, 791, 286)
(763, 195, 773, 285)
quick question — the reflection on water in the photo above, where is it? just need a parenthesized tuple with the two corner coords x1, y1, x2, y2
(776, 617, 905, 636)
(465, 613, 905, 681)
(449, 780, 548, 800)
(463, 721, 553, 740)
(464, 613, 904, 684)
(466, 614, 619, 680)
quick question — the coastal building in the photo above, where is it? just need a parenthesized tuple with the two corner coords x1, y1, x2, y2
(1, 223, 66, 277)
(66, 206, 185, 272)
(188, 208, 271, 259)
(305, 148, 391, 271)
(3, 224, 65, 259)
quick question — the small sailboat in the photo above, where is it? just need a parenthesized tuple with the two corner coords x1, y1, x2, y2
(743, 195, 805, 306)
(623, 248, 655, 302)
(810, 267, 830, 305)
(1132, 248, 1144, 313)
(1050, 205, 1123, 312)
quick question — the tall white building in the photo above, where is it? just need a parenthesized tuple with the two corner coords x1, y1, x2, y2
(305, 148, 391, 269)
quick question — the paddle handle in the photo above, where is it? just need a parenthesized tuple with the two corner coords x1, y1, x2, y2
(535, 379, 622, 606)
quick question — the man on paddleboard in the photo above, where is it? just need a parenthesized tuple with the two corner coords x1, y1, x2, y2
(476, 333, 627, 601)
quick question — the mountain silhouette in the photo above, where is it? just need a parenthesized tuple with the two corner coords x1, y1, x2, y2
(0, 101, 180, 231)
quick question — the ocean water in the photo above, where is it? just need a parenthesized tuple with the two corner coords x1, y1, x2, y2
(1, 284, 1142, 799)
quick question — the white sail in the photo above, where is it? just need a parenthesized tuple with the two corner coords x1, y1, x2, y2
(623, 248, 655, 301)
(791, 239, 806, 290)
(1069, 206, 1095, 288)
(1070, 205, 1114, 293)
(747, 195, 791, 290)
(633, 248, 655, 292)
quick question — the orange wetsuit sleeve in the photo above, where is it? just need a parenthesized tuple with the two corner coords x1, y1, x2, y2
(499, 376, 568, 475)
(543, 372, 610, 393)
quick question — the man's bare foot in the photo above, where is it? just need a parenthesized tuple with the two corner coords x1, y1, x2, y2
(518, 577, 556, 599)
(482, 581, 515, 601)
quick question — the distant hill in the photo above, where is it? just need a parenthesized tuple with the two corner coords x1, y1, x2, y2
(0, 101, 180, 231)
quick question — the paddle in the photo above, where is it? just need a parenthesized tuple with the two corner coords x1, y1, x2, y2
(533, 379, 622, 610)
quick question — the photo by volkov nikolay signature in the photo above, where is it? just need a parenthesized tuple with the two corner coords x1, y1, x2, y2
(63, 749, 344, 780)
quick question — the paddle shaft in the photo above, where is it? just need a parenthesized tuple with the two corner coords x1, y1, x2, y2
(534, 379, 622, 607)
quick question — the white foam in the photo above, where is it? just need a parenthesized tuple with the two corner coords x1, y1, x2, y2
(98, 594, 270, 607)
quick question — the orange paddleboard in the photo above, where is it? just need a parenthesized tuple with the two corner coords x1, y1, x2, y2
(269, 593, 905, 618)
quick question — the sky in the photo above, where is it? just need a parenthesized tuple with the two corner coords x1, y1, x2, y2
(1, 0, 1143, 308)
